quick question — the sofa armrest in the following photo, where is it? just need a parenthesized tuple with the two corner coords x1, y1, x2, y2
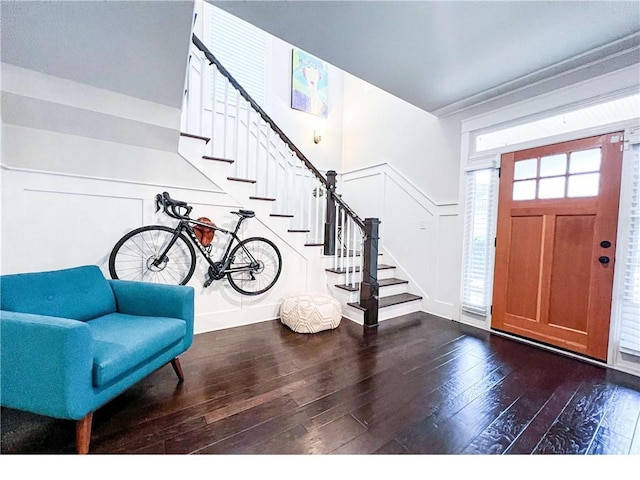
(108, 280, 194, 342)
(0, 311, 94, 419)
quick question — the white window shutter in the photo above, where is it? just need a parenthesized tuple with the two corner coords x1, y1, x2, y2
(619, 141, 640, 356)
(461, 168, 498, 316)
(210, 6, 267, 106)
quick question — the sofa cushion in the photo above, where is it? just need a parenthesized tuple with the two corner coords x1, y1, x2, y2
(87, 313, 186, 387)
(0, 266, 116, 321)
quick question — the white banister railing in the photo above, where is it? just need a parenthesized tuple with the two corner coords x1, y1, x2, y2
(184, 38, 331, 245)
(183, 35, 379, 326)
(331, 203, 363, 287)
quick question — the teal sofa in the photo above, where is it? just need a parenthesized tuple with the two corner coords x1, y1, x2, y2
(0, 265, 194, 453)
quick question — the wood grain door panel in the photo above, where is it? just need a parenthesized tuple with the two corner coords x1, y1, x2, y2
(492, 133, 623, 360)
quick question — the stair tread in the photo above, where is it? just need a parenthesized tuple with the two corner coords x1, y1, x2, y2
(335, 278, 409, 292)
(249, 196, 276, 201)
(326, 264, 395, 274)
(203, 155, 234, 164)
(227, 177, 257, 184)
(304, 243, 324, 247)
(379, 293, 423, 308)
(270, 213, 294, 218)
(288, 229, 310, 233)
(347, 293, 422, 311)
(180, 132, 210, 144)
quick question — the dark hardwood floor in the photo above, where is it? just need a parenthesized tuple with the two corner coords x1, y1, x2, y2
(2, 312, 640, 455)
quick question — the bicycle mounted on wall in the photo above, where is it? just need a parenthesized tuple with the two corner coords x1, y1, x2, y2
(108, 192, 282, 295)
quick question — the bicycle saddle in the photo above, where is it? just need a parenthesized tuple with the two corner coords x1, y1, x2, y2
(235, 209, 255, 218)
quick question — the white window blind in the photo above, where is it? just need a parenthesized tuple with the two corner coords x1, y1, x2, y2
(461, 168, 498, 316)
(210, 6, 267, 106)
(619, 141, 640, 356)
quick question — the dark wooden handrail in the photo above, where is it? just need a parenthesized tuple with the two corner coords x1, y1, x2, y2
(191, 34, 364, 229)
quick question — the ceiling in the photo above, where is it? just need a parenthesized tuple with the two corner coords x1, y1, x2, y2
(1, 1, 194, 108)
(211, 0, 640, 117)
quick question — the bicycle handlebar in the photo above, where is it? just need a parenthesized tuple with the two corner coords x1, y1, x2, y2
(155, 191, 192, 220)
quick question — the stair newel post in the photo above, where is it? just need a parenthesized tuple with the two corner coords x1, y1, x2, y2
(360, 217, 380, 328)
(324, 170, 337, 256)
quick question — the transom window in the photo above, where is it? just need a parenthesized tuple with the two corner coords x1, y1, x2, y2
(512, 147, 601, 201)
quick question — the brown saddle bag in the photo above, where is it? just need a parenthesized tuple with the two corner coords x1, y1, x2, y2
(193, 217, 216, 246)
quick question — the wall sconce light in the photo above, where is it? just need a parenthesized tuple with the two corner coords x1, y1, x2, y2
(313, 130, 322, 144)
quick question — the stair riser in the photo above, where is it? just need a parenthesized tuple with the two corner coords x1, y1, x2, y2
(333, 282, 408, 297)
(341, 306, 363, 324)
(341, 300, 421, 324)
(380, 283, 409, 297)
(376, 268, 395, 281)
(330, 285, 358, 304)
(219, 178, 258, 199)
(178, 136, 208, 164)
(325, 268, 396, 283)
(202, 160, 234, 180)
(378, 299, 422, 321)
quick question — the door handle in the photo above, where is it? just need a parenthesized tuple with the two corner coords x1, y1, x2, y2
(598, 256, 610, 264)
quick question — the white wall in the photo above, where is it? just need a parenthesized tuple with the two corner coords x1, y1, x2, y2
(265, 36, 344, 174)
(339, 74, 463, 321)
(0, 64, 321, 335)
(342, 74, 460, 204)
(0, 63, 210, 187)
(340, 164, 461, 320)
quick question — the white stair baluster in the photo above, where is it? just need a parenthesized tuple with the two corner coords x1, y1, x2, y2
(265, 129, 271, 199)
(291, 154, 297, 218)
(255, 117, 261, 183)
(319, 186, 326, 244)
(341, 208, 346, 273)
(211, 67, 217, 158)
(359, 227, 364, 286)
(183, 53, 191, 133)
(312, 184, 319, 243)
(306, 171, 312, 240)
(299, 167, 305, 230)
(222, 82, 229, 159)
(275, 146, 281, 211)
(285, 150, 293, 215)
(347, 215, 352, 286)
(199, 55, 206, 137)
(333, 202, 339, 270)
(351, 221, 358, 288)
(243, 101, 251, 178)
(234, 90, 240, 174)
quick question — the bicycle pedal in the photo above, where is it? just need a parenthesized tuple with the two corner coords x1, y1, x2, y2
(203, 277, 213, 288)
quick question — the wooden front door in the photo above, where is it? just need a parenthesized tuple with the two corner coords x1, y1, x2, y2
(492, 132, 624, 360)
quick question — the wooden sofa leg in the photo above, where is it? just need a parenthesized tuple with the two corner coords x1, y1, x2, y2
(170, 358, 184, 382)
(76, 412, 93, 454)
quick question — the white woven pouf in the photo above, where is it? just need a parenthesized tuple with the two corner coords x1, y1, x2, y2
(280, 292, 342, 333)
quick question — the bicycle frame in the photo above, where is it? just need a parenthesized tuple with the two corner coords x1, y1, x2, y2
(153, 215, 257, 276)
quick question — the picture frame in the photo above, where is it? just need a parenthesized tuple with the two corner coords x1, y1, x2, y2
(291, 48, 328, 118)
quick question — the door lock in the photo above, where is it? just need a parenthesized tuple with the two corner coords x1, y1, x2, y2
(598, 256, 610, 264)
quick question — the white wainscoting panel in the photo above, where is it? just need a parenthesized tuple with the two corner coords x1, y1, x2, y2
(1, 167, 318, 335)
(341, 163, 461, 320)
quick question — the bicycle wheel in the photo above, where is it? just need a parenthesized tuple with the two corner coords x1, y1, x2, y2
(109, 225, 196, 285)
(227, 237, 282, 295)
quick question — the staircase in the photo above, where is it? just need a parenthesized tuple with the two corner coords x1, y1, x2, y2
(328, 263, 423, 323)
(180, 34, 422, 326)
